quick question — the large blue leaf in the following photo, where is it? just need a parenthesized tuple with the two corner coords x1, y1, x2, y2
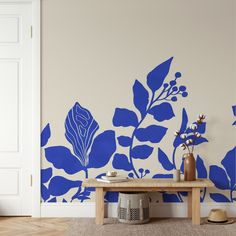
(147, 57, 173, 92)
(117, 136, 132, 147)
(209, 165, 230, 190)
(131, 145, 153, 159)
(153, 174, 173, 178)
(88, 130, 116, 169)
(163, 193, 181, 202)
(135, 125, 167, 143)
(232, 105, 236, 116)
(173, 108, 188, 148)
(48, 197, 57, 202)
(45, 146, 84, 174)
(158, 148, 174, 171)
(113, 108, 139, 127)
(149, 102, 175, 122)
(196, 155, 207, 178)
(105, 192, 119, 202)
(48, 176, 82, 196)
(41, 123, 51, 147)
(133, 80, 149, 118)
(112, 153, 132, 171)
(65, 102, 99, 166)
(41, 168, 53, 184)
(41, 184, 50, 202)
(186, 122, 206, 134)
(210, 193, 231, 202)
(221, 147, 236, 189)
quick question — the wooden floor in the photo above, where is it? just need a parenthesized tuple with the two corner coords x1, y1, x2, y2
(0, 217, 71, 236)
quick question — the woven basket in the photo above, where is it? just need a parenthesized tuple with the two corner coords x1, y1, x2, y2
(117, 192, 150, 224)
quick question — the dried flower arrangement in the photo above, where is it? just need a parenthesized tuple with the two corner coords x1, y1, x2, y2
(174, 114, 206, 154)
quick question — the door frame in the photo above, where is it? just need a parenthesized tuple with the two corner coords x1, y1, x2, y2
(0, 0, 41, 216)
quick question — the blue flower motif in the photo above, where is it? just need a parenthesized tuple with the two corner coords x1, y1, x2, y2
(42, 103, 116, 202)
(232, 105, 236, 125)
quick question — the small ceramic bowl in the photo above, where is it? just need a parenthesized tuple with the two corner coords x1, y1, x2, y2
(106, 171, 117, 177)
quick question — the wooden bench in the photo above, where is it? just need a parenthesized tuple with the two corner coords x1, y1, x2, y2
(82, 178, 214, 225)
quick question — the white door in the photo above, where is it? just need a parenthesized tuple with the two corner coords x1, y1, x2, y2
(0, 3, 32, 215)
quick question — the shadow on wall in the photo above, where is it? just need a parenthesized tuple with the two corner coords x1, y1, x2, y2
(41, 58, 236, 204)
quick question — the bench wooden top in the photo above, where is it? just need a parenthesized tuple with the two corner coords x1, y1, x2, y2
(82, 178, 214, 188)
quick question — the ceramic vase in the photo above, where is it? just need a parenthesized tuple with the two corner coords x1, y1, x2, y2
(183, 153, 196, 181)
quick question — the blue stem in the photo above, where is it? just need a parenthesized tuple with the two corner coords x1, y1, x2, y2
(81, 168, 89, 203)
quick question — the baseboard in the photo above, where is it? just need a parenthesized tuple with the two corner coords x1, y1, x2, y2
(40, 202, 236, 217)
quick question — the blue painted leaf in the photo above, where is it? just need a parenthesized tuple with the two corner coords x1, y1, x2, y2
(232, 105, 236, 116)
(62, 199, 67, 202)
(117, 136, 132, 147)
(180, 158, 184, 173)
(180, 192, 188, 197)
(147, 57, 173, 92)
(45, 146, 84, 174)
(209, 165, 230, 190)
(163, 193, 181, 202)
(112, 153, 132, 171)
(113, 108, 139, 127)
(71, 187, 82, 201)
(221, 147, 236, 189)
(41, 123, 51, 147)
(153, 174, 173, 178)
(196, 155, 207, 178)
(186, 122, 206, 134)
(88, 130, 116, 169)
(135, 125, 167, 143)
(131, 145, 153, 159)
(96, 173, 106, 179)
(210, 193, 231, 202)
(48, 176, 82, 196)
(149, 102, 175, 122)
(41, 167, 53, 184)
(65, 102, 99, 166)
(48, 197, 57, 202)
(233, 121, 236, 126)
(158, 148, 174, 171)
(41, 184, 50, 201)
(133, 80, 149, 118)
(173, 108, 188, 148)
(105, 192, 119, 202)
(77, 196, 90, 201)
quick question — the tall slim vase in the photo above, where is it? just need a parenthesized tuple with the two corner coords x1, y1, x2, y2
(183, 153, 196, 181)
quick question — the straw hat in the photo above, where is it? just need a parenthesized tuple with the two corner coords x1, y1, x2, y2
(205, 209, 234, 225)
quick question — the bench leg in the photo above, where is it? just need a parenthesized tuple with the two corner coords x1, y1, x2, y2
(95, 187, 104, 225)
(188, 191, 192, 218)
(192, 188, 200, 225)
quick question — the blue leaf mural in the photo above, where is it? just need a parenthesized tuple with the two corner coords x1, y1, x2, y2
(88, 130, 116, 169)
(147, 57, 173, 92)
(158, 148, 174, 171)
(113, 108, 139, 127)
(48, 176, 82, 196)
(209, 193, 231, 202)
(112, 153, 132, 171)
(65, 102, 99, 167)
(209, 166, 230, 190)
(163, 193, 181, 202)
(131, 145, 153, 159)
(133, 80, 149, 118)
(148, 102, 175, 122)
(153, 174, 173, 178)
(232, 105, 236, 125)
(196, 155, 207, 178)
(117, 136, 132, 147)
(41, 123, 51, 147)
(41, 184, 51, 202)
(135, 125, 167, 143)
(41, 168, 52, 184)
(45, 146, 84, 174)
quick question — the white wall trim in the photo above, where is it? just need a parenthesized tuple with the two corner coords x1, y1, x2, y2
(41, 202, 236, 218)
(31, 0, 41, 217)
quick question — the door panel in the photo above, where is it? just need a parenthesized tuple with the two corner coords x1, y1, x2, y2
(0, 3, 32, 215)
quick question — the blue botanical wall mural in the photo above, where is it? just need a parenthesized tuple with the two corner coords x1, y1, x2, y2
(41, 58, 235, 204)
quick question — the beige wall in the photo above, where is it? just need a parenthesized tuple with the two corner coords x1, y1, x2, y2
(42, 0, 235, 202)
